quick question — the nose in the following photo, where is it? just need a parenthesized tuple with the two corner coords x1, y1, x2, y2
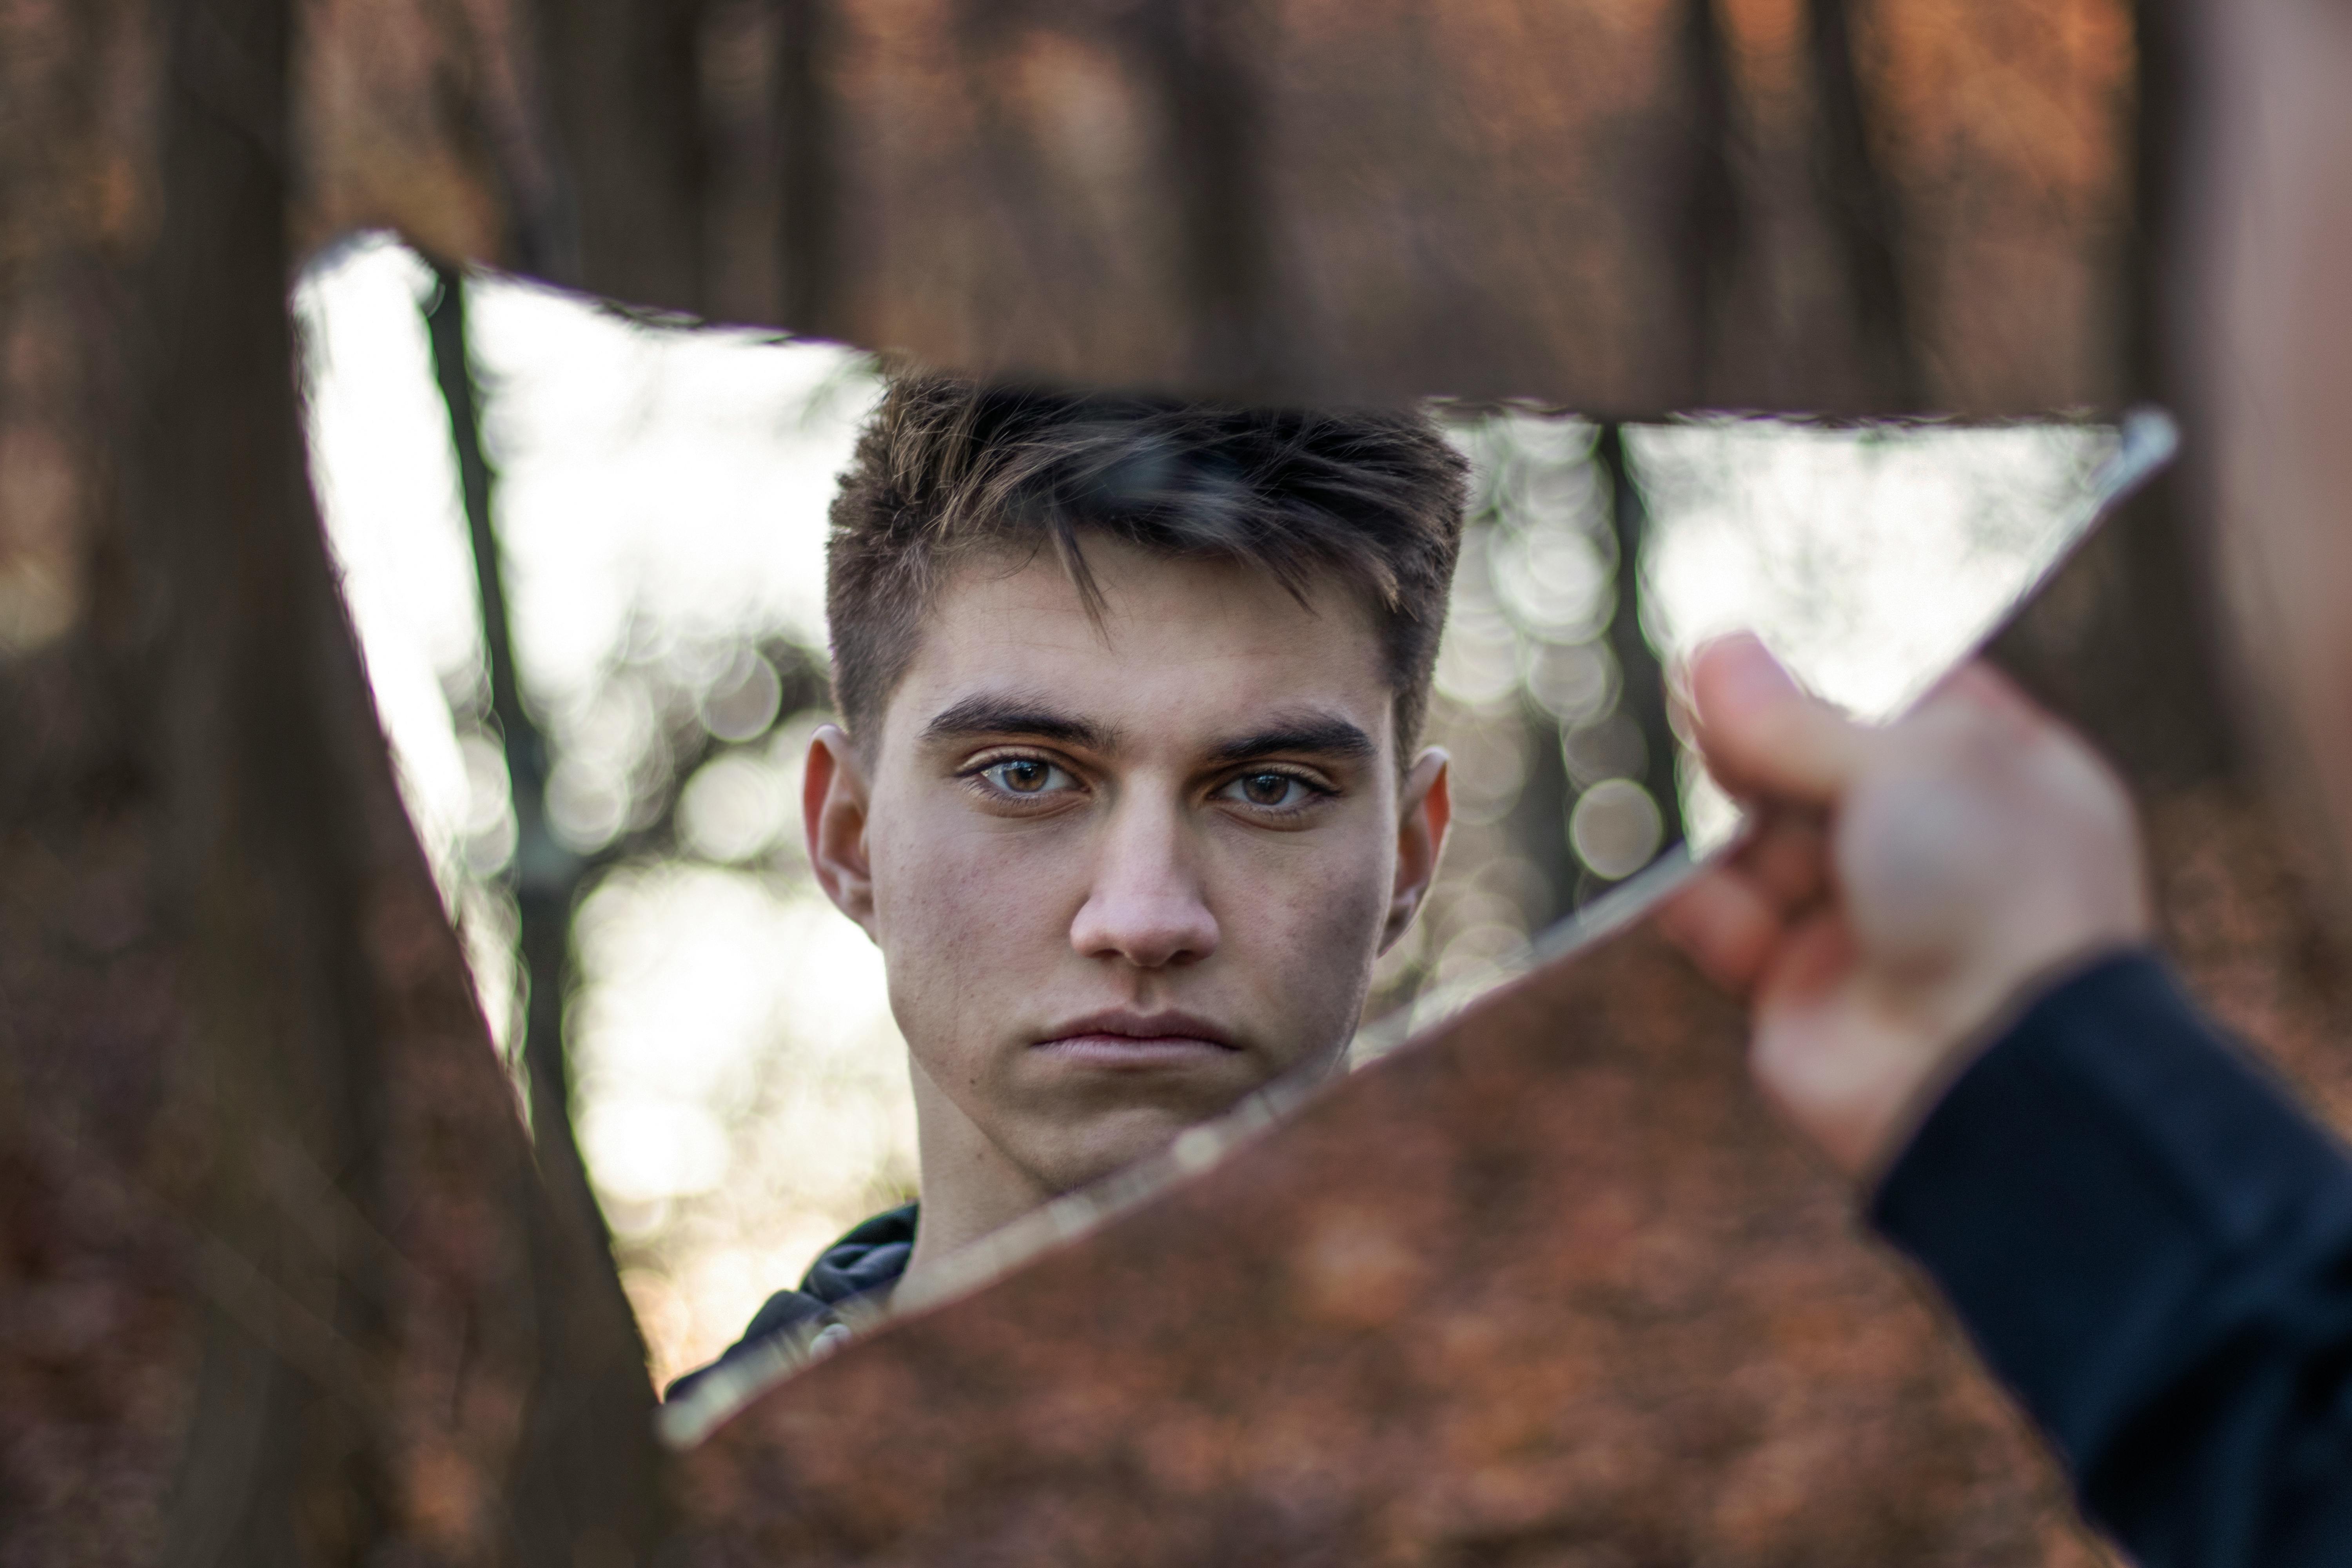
(1069, 791, 1220, 969)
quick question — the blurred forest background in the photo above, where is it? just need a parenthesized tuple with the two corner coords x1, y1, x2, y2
(0, 0, 2210, 1556)
(303, 235, 2114, 1386)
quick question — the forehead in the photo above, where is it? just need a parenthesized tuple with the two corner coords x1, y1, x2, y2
(880, 539, 1392, 755)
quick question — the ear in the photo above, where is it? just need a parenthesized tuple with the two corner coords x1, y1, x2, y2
(804, 723, 878, 936)
(1381, 746, 1451, 952)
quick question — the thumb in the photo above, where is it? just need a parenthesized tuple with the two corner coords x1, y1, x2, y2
(1683, 633, 1873, 808)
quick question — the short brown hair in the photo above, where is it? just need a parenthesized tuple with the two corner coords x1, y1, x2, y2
(825, 372, 1468, 754)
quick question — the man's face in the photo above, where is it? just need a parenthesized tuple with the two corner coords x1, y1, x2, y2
(805, 537, 1447, 1203)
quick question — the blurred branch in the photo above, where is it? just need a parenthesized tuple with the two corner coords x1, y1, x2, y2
(423, 262, 612, 1260)
(1597, 423, 1686, 855)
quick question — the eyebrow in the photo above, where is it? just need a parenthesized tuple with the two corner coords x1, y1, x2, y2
(1208, 712, 1377, 765)
(919, 692, 1116, 751)
(917, 693, 1376, 766)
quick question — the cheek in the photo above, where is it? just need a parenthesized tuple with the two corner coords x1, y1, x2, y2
(867, 816, 1077, 1033)
(1217, 831, 1394, 1028)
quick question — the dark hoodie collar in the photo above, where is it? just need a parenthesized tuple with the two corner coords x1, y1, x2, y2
(800, 1202, 918, 1304)
(663, 1203, 917, 1403)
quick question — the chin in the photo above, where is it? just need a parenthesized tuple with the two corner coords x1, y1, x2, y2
(1030, 1104, 1224, 1197)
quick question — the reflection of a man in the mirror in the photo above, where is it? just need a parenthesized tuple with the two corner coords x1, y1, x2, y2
(664, 374, 1467, 1401)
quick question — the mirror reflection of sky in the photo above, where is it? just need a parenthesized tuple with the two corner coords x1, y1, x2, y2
(299, 236, 2111, 1385)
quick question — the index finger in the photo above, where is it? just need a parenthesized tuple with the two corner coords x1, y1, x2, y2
(1682, 633, 1876, 810)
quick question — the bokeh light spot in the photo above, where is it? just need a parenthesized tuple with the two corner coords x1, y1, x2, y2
(1571, 778, 1665, 880)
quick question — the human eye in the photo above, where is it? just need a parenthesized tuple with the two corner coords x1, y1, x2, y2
(968, 755, 1079, 800)
(1214, 768, 1332, 815)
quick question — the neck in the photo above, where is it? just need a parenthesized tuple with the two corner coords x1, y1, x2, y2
(899, 1061, 1058, 1292)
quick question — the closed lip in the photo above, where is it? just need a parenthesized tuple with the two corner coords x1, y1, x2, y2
(1034, 1009, 1242, 1052)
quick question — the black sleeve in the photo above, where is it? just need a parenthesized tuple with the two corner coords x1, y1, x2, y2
(1871, 951, 2352, 1567)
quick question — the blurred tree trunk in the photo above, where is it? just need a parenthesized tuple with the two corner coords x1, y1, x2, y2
(1989, 0, 2237, 794)
(422, 265, 615, 1286)
(0, 2, 656, 1562)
